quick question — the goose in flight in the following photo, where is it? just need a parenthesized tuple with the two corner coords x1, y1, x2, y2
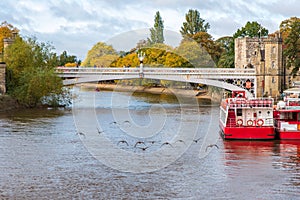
(205, 144, 219, 152)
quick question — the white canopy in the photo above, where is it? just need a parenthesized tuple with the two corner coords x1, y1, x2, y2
(284, 87, 300, 94)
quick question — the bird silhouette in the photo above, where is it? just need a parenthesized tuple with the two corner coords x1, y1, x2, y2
(110, 121, 119, 125)
(97, 128, 104, 134)
(160, 142, 173, 148)
(193, 137, 201, 143)
(137, 146, 150, 151)
(117, 140, 129, 146)
(134, 141, 146, 147)
(76, 131, 86, 138)
(205, 144, 219, 152)
(175, 139, 186, 145)
(147, 140, 156, 144)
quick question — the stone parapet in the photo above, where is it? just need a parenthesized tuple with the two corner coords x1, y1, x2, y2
(0, 62, 6, 94)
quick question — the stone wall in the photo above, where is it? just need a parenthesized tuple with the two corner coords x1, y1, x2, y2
(0, 63, 6, 94)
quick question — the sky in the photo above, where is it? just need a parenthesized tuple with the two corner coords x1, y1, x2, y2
(0, 0, 299, 61)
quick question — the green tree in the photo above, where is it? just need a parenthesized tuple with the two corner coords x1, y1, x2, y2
(4, 36, 67, 107)
(81, 42, 117, 67)
(284, 20, 300, 75)
(233, 21, 268, 38)
(180, 9, 210, 36)
(219, 21, 269, 68)
(58, 50, 78, 66)
(216, 36, 234, 68)
(148, 11, 164, 44)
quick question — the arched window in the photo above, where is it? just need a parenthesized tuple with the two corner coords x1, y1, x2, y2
(272, 46, 276, 54)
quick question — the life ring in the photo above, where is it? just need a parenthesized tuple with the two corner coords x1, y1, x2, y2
(257, 119, 264, 126)
(236, 119, 243, 126)
(247, 120, 253, 126)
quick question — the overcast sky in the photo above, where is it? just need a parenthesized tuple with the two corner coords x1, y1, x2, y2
(0, 0, 299, 60)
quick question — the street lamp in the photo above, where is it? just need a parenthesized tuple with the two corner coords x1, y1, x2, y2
(138, 51, 145, 78)
(259, 38, 265, 97)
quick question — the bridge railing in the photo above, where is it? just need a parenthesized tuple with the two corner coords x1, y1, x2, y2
(56, 67, 256, 76)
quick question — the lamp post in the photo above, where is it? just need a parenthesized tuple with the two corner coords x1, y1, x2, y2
(138, 51, 145, 78)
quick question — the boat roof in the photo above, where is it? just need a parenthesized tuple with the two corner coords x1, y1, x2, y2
(277, 109, 300, 112)
(284, 87, 300, 94)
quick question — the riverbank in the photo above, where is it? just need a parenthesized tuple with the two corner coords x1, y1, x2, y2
(0, 95, 20, 112)
(80, 83, 222, 103)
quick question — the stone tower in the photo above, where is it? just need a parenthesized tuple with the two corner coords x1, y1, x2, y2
(235, 33, 283, 98)
(0, 62, 6, 94)
(0, 38, 15, 94)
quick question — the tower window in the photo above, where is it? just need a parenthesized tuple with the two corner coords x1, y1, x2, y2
(272, 61, 275, 68)
(272, 77, 276, 83)
(272, 46, 276, 54)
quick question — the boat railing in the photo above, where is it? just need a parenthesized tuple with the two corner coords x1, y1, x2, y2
(277, 97, 300, 110)
(226, 117, 273, 127)
(226, 98, 273, 109)
(286, 98, 300, 108)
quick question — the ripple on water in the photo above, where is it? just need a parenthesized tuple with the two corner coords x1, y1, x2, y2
(0, 91, 300, 199)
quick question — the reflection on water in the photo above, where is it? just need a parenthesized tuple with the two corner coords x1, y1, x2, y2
(0, 91, 299, 199)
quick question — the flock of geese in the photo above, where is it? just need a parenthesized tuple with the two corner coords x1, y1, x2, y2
(76, 120, 219, 152)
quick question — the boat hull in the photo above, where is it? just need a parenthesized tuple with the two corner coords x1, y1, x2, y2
(220, 122, 275, 140)
(276, 130, 300, 140)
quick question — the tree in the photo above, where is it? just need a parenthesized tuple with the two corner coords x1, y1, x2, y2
(175, 38, 212, 68)
(280, 17, 300, 41)
(215, 36, 234, 68)
(81, 42, 117, 67)
(233, 21, 268, 38)
(180, 9, 210, 36)
(4, 36, 68, 107)
(284, 20, 300, 75)
(0, 21, 19, 56)
(58, 50, 78, 66)
(218, 21, 269, 68)
(148, 11, 164, 44)
(191, 32, 222, 65)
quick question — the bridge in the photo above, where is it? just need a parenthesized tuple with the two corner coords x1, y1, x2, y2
(56, 67, 257, 98)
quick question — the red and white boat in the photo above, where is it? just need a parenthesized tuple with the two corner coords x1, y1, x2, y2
(274, 88, 300, 140)
(219, 91, 275, 140)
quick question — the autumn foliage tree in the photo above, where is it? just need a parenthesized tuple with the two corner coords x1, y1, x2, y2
(0, 21, 19, 59)
(283, 19, 300, 75)
(81, 42, 118, 67)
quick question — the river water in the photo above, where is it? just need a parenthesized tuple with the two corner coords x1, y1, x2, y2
(0, 88, 300, 199)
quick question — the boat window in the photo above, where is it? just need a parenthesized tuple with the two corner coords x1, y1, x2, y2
(293, 112, 297, 120)
(237, 109, 242, 116)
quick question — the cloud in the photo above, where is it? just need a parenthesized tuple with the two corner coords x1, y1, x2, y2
(0, 0, 298, 60)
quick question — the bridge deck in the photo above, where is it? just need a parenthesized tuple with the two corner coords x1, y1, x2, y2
(56, 67, 257, 98)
